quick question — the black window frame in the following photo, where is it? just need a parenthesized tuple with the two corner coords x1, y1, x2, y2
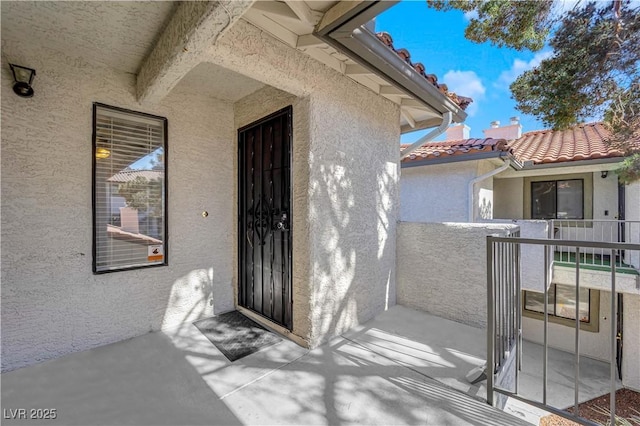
(92, 103, 169, 274)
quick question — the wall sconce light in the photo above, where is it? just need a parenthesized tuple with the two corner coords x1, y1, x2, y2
(601, 171, 608, 179)
(95, 147, 111, 159)
(9, 64, 36, 98)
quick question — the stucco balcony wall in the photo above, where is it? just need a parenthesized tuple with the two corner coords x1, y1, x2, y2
(396, 221, 519, 328)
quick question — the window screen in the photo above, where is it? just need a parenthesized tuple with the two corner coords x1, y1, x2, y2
(93, 103, 167, 273)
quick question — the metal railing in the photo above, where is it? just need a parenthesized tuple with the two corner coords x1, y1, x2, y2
(486, 230, 521, 374)
(551, 220, 640, 271)
(487, 235, 640, 426)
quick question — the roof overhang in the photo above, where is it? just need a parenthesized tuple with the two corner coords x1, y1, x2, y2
(402, 151, 626, 175)
(401, 151, 510, 168)
(512, 156, 625, 171)
(314, 1, 467, 128)
(499, 156, 625, 178)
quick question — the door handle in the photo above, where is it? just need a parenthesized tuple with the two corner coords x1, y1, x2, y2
(274, 212, 289, 231)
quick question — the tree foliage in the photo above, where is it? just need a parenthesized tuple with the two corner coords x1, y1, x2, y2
(428, 0, 640, 181)
(427, 0, 555, 50)
(118, 176, 163, 217)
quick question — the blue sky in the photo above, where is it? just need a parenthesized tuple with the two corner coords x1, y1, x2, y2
(376, 1, 555, 142)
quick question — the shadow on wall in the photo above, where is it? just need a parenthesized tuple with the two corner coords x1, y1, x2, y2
(480, 198, 493, 220)
(161, 267, 230, 333)
(309, 147, 396, 346)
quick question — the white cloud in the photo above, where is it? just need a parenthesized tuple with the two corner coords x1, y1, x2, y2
(463, 10, 478, 22)
(442, 70, 485, 117)
(496, 50, 553, 90)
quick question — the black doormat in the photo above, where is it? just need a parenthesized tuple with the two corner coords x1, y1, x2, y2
(193, 311, 282, 362)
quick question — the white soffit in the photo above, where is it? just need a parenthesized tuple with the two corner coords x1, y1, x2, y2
(173, 62, 265, 102)
(0, 1, 176, 75)
(243, 0, 442, 132)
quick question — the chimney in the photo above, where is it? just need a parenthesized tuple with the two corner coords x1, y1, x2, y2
(483, 117, 522, 140)
(445, 124, 470, 141)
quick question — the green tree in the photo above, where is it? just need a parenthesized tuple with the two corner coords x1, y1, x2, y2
(117, 176, 163, 218)
(428, 0, 640, 182)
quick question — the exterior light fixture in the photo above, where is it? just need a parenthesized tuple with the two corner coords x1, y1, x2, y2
(9, 64, 36, 98)
(601, 171, 608, 179)
(95, 147, 111, 159)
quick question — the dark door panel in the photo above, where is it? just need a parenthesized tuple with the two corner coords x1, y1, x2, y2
(238, 107, 292, 329)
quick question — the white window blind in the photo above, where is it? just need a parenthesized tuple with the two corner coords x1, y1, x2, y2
(93, 104, 167, 273)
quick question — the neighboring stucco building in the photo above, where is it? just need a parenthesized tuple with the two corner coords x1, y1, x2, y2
(399, 119, 640, 391)
(401, 120, 634, 224)
(1, 1, 475, 372)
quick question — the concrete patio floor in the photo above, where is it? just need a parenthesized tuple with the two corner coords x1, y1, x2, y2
(1, 305, 613, 425)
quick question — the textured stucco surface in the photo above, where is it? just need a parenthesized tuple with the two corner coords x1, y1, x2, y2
(553, 266, 640, 295)
(493, 177, 524, 219)
(1, 39, 236, 371)
(593, 172, 619, 220)
(625, 181, 640, 269)
(0, 1, 175, 74)
(215, 21, 400, 348)
(136, 0, 253, 104)
(400, 161, 478, 222)
(396, 222, 518, 328)
(622, 294, 640, 391)
(488, 219, 548, 292)
(474, 160, 496, 221)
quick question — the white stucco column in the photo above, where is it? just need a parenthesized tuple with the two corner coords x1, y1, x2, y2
(622, 294, 640, 391)
(213, 20, 401, 348)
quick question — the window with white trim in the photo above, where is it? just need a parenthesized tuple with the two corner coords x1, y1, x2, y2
(93, 103, 167, 273)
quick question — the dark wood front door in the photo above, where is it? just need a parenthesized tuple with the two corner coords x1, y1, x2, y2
(238, 106, 292, 329)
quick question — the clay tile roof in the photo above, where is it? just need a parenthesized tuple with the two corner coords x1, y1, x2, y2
(375, 31, 472, 111)
(108, 169, 163, 183)
(401, 138, 510, 163)
(508, 122, 628, 165)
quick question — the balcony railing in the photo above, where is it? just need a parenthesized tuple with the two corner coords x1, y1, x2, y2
(486, 235, 640, 426)
(551, 220, 640, 272)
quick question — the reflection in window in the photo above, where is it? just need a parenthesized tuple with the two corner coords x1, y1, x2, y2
(524, 284, 591, 322)
(531, 179, 583, 219)
(93, 104, 167, 273)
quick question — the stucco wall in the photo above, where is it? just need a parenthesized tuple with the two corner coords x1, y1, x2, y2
(488, 220, 549, 292)
(305, 76, 400, 348)
(0, 16, 399, 373)
(1, 44, 236, 371)
(622, 294, 640, 391)
(232, 86, 314, 345)
(593, 172, 619, 220)
(493, 177, 524, 219)
(3, 15, 402, 369)
(400, 159, 501, 223)
(625, 181, 640, 269)
(400, 161, 478, 222)
(396, 222, 518, 328)
(494, 171, 618, 222)
(474, 160, 496, 221)
(522, 291, 612, 362)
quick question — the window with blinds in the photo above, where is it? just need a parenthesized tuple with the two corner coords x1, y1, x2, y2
(93, 103, 167, 273)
